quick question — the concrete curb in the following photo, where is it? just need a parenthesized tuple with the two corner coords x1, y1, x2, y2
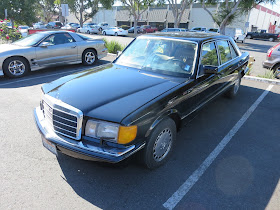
(243, 75, 280, 86)
(108, 53, 116, 56)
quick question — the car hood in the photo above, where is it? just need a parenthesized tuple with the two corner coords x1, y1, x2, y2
(43, 64, 182, 123)
(0, 44, 30, 53)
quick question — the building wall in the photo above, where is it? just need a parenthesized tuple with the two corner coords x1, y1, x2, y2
(189, 7, 217, 29)
(92, 8, 117, 26)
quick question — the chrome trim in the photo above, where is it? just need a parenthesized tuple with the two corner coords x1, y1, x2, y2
(42, 94, 83, 140)
(34, 107, 143, 158)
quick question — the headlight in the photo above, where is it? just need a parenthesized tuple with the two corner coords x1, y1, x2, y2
(85, 120, 137, 144)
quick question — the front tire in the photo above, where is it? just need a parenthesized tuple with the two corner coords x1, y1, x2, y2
(269, 37, 275, 42)
(103, 31, 106, 35)
(141, 118, 176, 169)
(114, 32, 118, 36)
(3, 57, 30, 78)
(82, 49, 97, 66)
(87, 30, 90, 34)
(224, 74, 241, 98)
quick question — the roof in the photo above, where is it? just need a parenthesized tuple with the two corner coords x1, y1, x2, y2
(141, 32, 229, 42)
(39, 30, 74, 35)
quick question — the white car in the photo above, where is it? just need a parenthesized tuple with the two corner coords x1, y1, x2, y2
(33, 22, 45, 29)
(78, 25, 99, 34)
(102, 27, 128, 36)
(18, 26, 29, 37)
(225, 28, 246, 43)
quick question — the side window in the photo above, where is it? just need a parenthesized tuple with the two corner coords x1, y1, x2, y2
(217, 40, 232, 64)
(44, 33, 75, 45)
(229, 41, 238, 58)
(199, 42, 219, 76)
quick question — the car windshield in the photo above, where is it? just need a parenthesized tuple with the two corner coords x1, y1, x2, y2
(12, 33, 46, 46)
(115, 37, 197, 77)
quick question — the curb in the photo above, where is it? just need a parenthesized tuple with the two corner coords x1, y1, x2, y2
(243, 75, 280, 86)
(108, 53, 116, 56)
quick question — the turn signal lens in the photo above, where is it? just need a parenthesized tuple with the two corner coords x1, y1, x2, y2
(118, 126, 137, 144)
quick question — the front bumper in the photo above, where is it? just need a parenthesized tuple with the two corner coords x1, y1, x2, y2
(34, 107, 145, 163)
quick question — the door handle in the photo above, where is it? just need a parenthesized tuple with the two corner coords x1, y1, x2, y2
(71, 46, 77, 48)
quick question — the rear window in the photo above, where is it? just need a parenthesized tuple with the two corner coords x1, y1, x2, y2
(77, 34, 90, 40)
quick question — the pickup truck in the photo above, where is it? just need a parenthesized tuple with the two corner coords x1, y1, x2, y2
(34, 33, 249, 169)
(246, 30, 280, 42)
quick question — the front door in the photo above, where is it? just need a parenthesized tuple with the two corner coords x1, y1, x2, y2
(35, 33, 78, 67)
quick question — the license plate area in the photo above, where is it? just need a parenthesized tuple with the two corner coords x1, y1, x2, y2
(42, 137, 58, 156)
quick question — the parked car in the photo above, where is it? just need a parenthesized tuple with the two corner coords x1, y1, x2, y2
(61, 23, 80, 30)
(97, 22, 109, 31)
(102, 27, 128, 36)
(190, 27, 207, 32)
(34, 32, 249, 169)
(128, 26, 141, 33)
(0, 31, 107, 78)
(263, 43, 280, 79)
(246, 30, 280, 42)
(33, 22, 46, 29)
(140, 25, 158, 33)
(46, 21, 63, 29)
(161, 28, 187, 32)
(207, 28, 219, 33)
(18, 25, 29, 37)
(225, 28, 246, 43)
(77, 24, 99, 34)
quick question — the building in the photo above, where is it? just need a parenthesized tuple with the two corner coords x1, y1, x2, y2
(89, 3, 280, 33)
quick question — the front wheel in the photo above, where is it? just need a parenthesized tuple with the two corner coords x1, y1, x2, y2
(103, 31, 106, 35)
(269, 37, 275, 42)
(3, 57, 30, 78)
(82, 49, 97, 66)
(140, 118, 176, 169)
(224, 74, 241, 98)
(247, 35, 252, 39)
(87, 30, 90, 34)
(114, 32, 118, 36)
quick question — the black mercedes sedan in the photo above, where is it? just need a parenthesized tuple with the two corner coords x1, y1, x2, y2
(34, 32, 250, 169)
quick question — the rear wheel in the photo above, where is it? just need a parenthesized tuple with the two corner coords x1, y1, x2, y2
(273, 64, 280, 79)
(140, 118, 176, 169)
(269, 37, 275, 42)
(82, 49, 97, 66)
(87, 30, 90, 34)
(114, 32, 118, 36)
(247, 35, 252, 39)
(3, 57, 30, 78)
(103, 31, 106, 35)
(224, 74, 241, 98)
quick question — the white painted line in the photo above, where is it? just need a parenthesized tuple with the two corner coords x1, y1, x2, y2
(0, 64, 108, 87)
(163, 84, 274, 210)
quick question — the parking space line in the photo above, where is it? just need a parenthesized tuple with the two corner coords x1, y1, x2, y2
(163, 84, 274, 210)
(0, 64, 108, 87)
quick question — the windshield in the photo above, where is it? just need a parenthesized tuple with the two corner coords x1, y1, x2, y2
(115, 37, 197, 77)
(12, 33, 46, 46)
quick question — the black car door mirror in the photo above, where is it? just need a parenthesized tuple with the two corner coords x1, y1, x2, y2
(203, 65, 218, 74)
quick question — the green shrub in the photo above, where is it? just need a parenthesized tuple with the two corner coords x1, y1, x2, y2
(257, 70, 276, 79)
(103, 39, 125, 54)
(120, 25, 130, 30)
(0, 20, 22, 43)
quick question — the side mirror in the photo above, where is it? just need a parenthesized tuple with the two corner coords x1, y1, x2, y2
(117, 51, 122, 57)
(203, 65, 218, 74)
(40, 42, 51, 48)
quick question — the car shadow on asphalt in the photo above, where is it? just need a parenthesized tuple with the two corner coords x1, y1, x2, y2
(0, 60, 111, 88)
(56, 84, 280, 210)
(238, 41, 275, 53)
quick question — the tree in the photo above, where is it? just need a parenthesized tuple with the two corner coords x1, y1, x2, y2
(64, 0, 114, 27)
(37, 0, 58, 23)
(120, 0, 156, 35)
(200, 0, 276, 34)
(0, 0, 37, 26)
(167, 0, 193, 28)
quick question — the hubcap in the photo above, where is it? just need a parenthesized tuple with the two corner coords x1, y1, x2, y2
(153, 128, 172, 162)
(8, 60, 25, 76)
(275, 67, 280, 79)
(85, 52, 96, 64)
(234, 78, 240, 94)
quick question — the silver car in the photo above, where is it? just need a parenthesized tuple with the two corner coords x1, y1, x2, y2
(263, 43, 280, 79)
(0, 31, 107, 78)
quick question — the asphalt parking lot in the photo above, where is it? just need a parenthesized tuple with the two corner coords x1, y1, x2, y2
(0, 52, 280, 209)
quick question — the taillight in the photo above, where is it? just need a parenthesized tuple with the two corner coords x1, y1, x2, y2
(267, 43, 280, 57)
(278, 34, 280, 38)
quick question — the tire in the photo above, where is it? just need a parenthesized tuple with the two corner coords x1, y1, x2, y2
(114, 32, 118, 36)
(82, 49, 97, 66)
(247, 35, 252, 39)
(140, 118, 176, 169)
(272, 64, 280, 79)
(224, 74, 241, 98)
(269, 37, 275, 42)
(99, 27, 102, 32)
(3, 57, 30, 78)
(87, 30, 90, 34)
(103, 31, 106, 35)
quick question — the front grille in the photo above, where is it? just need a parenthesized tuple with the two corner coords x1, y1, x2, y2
(41, 96, 83, 140)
